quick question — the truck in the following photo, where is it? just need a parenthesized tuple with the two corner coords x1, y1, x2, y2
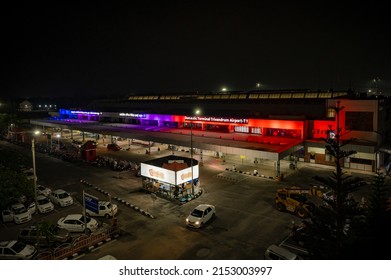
(274, 187, 324, 218)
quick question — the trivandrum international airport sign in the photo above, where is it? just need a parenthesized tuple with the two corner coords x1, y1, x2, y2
(185, 116, 248, 124)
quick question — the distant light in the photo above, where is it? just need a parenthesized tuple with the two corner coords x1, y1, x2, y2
(34, 130, 40, 135)
(222, 87, 227, 92)
(256, 83, 262, 88)
(195, 109, 201, 115)
(38, 105, 41, 108)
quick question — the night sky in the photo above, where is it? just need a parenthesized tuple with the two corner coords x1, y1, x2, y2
(2, 1, 390, 99)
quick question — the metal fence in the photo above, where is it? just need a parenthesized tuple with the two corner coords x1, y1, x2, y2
(34, 225, 120, 260)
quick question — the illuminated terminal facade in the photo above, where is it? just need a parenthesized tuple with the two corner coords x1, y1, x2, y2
(32, 89, 391, 175)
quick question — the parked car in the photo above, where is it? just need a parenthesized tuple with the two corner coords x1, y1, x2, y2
(22, 168, 37, 181)
(98, 254, 117, 260)
(57, 214, 99, 233)
(264, 244, 303, 260)
(107, 143, 121, 151)
(49, 189, 73, 207)
(18, 225, 71, 247)
(71, 140, 83, 148)
(0, 240, 37, 260)
(37, 185, 52, 197)
(86, 201, 118, 218)
(2, 203, 36, 224)
(186, 204, 216, 228)
(36, 195, 54, 214)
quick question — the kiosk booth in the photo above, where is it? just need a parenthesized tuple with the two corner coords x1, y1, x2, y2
(140, 155, 200, 201)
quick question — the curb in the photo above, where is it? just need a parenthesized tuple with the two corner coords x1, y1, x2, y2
(66, 237, 114, 260)
(224, 168, 275, 180)
(80, 179, 156, 219)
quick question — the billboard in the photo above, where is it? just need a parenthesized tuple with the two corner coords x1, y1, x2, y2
(84, 192, 99, 214)
(140, 163, 199, 185)
(176, 165, 199, 185)
(141, 163, 176, 185)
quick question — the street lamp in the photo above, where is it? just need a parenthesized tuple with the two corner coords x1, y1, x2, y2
(56, 134, 60, 149)
(31, 130, 40, 208)
(190, 109, 201, 197)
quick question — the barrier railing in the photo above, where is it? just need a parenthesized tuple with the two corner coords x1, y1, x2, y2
(34, 225, 120, 260)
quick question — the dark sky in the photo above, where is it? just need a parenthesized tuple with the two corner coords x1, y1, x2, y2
(1, 1, 390, 99)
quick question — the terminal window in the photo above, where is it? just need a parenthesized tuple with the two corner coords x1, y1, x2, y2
(345, 112, 373, 131)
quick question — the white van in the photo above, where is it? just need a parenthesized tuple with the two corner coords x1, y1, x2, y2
(264, 244, 302, 260)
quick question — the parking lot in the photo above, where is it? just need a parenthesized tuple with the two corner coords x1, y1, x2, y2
(0, 138, 378, 259)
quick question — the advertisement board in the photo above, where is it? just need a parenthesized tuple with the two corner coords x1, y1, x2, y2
(84, 192, 99, 214)
(141, 163, 199, 185)
(176, 165, 199, 185)
(141, 163, 176, 185)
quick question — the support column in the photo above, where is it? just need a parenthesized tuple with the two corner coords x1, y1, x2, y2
(276, 159, 281, 177)
(376, 151, 380, 171)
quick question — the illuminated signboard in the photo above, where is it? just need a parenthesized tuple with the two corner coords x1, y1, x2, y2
(140, 163, 199, 185)
(185, 116, 248, 124)
(119, 113, 147, 118)
(140, 163, 176, 185)
(70, 110, 101, 115)
(176, 166, 199, 185)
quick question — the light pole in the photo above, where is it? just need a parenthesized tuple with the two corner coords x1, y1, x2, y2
(31, 130, 40, 208)
(56, 134, 60, 149)
(190, 109, 201, 197)
(190, 121, 194, 197)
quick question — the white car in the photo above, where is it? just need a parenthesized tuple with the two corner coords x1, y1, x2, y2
(22, 168, 37, 181)
(2, 203, 36, 224)
(49, 189, 73, 207)
(37, 185, 52, 197)
(186, 204, 216, 228)
(0, 240, 37, 260)
(86, 201, 118, 218)
(36, 195, 54, 214)
(57, 214, 99, 233)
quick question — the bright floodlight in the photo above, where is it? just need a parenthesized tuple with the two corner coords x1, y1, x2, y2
(34, 130, 40, 135)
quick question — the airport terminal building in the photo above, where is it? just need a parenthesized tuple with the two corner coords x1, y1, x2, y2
(30, 89, 391, 175)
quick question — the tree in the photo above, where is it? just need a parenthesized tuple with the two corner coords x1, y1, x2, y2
(302, 101, 365, 259)
(358, 172, 391, 258)
(0, 148, 34, 210)
(0, 166, 34, 210)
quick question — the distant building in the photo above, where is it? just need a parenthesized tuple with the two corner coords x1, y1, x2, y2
(19, 100, 33, 112)
(18, 99, 57, 112)
(32, 89, 391, 174)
